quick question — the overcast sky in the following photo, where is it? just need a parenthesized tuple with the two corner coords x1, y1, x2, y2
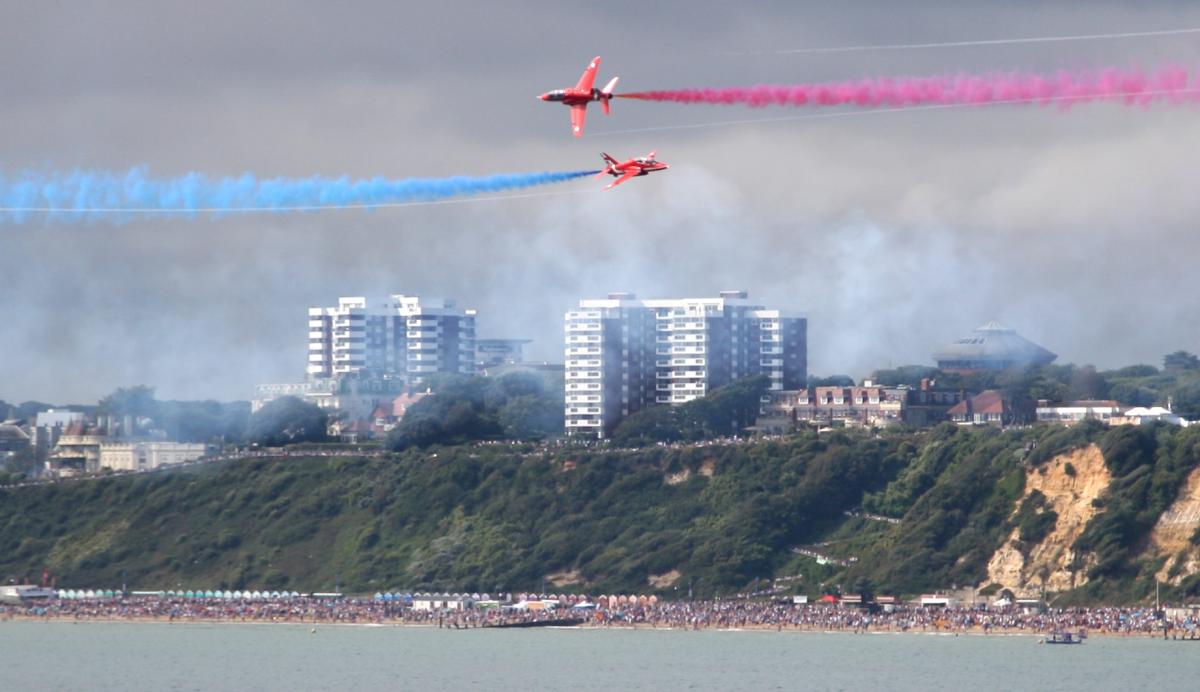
(3, 1, 1200, 403)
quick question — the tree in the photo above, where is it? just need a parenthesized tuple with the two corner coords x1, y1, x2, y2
(1108, 383, 1156, 408)
(1171, 380, 1200, 420)
(386, 388, 500, 450)
(246, 396, 328, 446)
(157, 400, 249, 443)
(611, 376, 770, 445)
(98, 385, 158, 419)
(869, 366, 939, 388)
(1106, 364, 1158, 379)
(1068, 365, 1109, 401)
(808, 374, 855, 388)
(15, 401, 56, 421)
(1164, 351, 1200, 373)
(498, 395, 563, 440)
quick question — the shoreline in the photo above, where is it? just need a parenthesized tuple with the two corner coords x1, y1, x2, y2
(1, 615, 1178, 639)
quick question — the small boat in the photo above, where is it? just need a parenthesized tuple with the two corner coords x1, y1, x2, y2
(1042, 630, 1086, 645)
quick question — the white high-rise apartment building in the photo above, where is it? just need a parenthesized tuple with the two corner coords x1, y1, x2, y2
(307, 295, 476, 384)
(565, 291, 807, 438)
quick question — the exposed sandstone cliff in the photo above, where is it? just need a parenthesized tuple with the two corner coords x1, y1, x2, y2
(1149, 466, 1200, 584)
(984, 445, 1110, 595)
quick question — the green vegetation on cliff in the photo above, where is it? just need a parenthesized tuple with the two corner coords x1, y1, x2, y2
(4, 422, 1200, 604)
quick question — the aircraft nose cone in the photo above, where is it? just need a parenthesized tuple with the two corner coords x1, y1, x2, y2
(538, 93, 549, 101)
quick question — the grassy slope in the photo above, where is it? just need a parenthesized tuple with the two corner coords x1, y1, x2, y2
(3, 424, 1199, 603)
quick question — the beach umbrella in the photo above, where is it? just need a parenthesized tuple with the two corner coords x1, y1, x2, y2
(85, 590, 96, 599)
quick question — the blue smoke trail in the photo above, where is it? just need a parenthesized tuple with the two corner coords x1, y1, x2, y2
(0, 167, 601, 223)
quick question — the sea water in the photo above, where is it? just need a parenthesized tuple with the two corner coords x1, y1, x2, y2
(2, 622, 1198, 691)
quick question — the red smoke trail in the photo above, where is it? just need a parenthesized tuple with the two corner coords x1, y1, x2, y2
(618, 66, 1200, 108)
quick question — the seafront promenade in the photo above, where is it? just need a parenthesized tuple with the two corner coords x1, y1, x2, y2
(3, 596, 1197, 637)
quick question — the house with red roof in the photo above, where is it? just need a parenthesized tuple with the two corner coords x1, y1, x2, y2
(947, 390, 1032, 426)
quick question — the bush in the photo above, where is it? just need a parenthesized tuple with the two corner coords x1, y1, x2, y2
(247, 397, 328, 446)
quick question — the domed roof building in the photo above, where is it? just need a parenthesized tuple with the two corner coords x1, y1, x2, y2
(0, 422, 31, 456)
(933, 321, 1056, 373)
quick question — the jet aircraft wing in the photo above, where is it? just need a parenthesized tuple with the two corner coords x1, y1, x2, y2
(575, 57, 601, 92)
(605, 169, 639, 189)
(570, 104, 588, 137)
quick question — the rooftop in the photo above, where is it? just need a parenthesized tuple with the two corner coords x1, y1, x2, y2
(933, 321, 1056, 370)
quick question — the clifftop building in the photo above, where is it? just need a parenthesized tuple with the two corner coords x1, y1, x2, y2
(256, 293, 478, 420)
(565, 291, 807, 439)
(933, 321, 1056, 373)
(306, 295, 476, 383)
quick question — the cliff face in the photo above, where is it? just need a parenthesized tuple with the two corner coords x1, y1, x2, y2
(984, 445, 1110, 595)
(1149, 466, 1200, 584)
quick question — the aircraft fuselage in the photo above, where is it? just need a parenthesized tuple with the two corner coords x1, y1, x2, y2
(539, 89, 609, 105)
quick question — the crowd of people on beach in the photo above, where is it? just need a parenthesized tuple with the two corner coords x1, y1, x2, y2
(4, 595, 1198, 636)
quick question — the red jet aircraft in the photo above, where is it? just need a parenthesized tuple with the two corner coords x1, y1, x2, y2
(538, 56, 619, 137)
(597, 151, 669, 189)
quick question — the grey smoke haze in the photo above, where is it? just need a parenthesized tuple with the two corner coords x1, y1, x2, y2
(2, 1, 1199, 402)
